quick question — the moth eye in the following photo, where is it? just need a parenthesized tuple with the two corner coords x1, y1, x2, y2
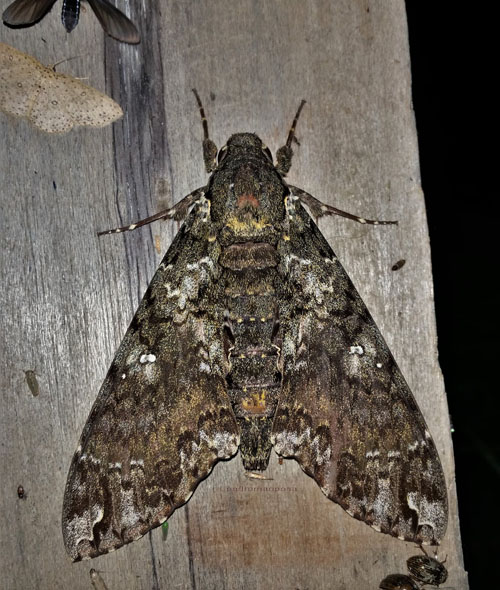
(262, 146, 273, 161)
(218, 145, 228, 163)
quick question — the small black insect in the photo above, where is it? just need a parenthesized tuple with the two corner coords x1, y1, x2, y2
(62, 91, 448, 560)
(407, 554, 448, 586)
(379, 573, 420, 590)
(17, 485, 26, 499)
(2, 0, 140, 43)
(391, 259, 406, 271)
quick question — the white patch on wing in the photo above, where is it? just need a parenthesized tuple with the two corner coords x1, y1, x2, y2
(273, 427, 329, 464)
(200, 429, 239, 456)
(120, 487, 141, 529)
(407, 493, 446, 533)
(67, 504, 104, 556)
(140, 353, 156, 364)
(273, 427, 311, 455)
(186, 256, 215, 273)
(349, 345, 364, 355)
(79, 453, 101, 465)
(310, 433, 331, 465)
(199, 361, 211, 373)
(179, 429, 239, 472)
(372, 477, 393, 525)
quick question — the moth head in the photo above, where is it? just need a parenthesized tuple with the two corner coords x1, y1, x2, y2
(219, 133, 274, 166)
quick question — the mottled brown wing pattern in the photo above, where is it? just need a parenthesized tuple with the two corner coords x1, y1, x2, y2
(62, 199, 239, 560)
(271, 197, 447, 545)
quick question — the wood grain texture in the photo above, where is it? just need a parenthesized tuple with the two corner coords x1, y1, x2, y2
(0, 1, 468, 588)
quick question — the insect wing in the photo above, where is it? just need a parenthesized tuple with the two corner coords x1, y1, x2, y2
(87, 0, 140, 44)
(271, 200, 448, 545)
(0, 42, 122, 133)
(0, 42, 43, 118)
(62, 203, 239, 560)
(2, 0, 56, 25)
(30, 69, 122, 132)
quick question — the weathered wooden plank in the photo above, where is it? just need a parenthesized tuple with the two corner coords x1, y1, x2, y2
(0, 1, 467, 588)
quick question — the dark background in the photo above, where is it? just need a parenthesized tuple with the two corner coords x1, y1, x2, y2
(406, 5, 495, 588)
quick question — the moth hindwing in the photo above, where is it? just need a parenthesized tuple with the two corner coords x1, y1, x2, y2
(62, 90, 448, 560)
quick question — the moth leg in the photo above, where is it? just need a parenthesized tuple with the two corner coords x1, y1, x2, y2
(289, 185, 398, 225)
(276, 99, 307, 175)
(192, 88, 218, 173)
(97, 187, 205, 236)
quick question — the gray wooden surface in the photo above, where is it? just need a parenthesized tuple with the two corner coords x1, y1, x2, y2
(0, 1, 468, 588)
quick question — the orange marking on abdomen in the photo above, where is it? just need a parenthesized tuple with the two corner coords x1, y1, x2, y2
(237, 193, 260, 209)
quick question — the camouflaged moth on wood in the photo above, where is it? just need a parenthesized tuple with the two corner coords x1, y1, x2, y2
(62, 90, 448, 560)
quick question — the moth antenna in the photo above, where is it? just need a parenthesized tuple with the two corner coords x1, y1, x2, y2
(276, 99, 306, 175)
(285, 99, 307, 149)
(192, 88, 210, 142)
(192, 88, 218, 172)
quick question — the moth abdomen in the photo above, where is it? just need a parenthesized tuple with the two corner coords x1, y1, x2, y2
(218, 221, 285, 472)
(222, 268, 282, 470)
(219, 241, 280, 270)
(239, 416, 275, 471)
